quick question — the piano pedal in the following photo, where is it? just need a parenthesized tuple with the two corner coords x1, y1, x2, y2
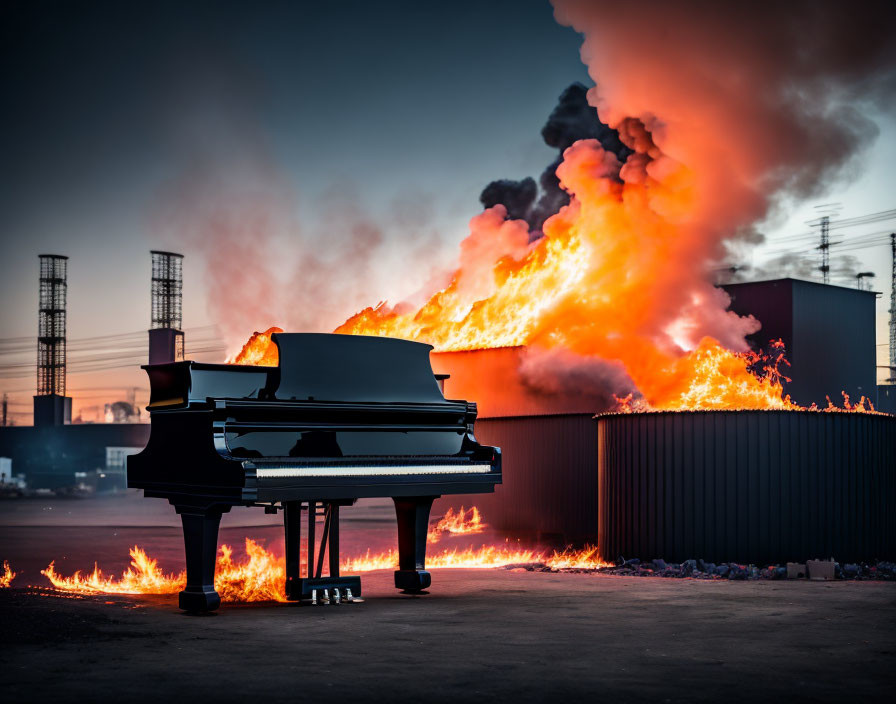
(321, 589, 330, 605)
(333, 588, 341, 604)
(345, 588, 363, 603)
(311, 589, 318, 605)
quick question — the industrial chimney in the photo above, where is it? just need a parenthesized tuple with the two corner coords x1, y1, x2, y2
(34, 254, 72, 426)
(148, 250, 185, 365)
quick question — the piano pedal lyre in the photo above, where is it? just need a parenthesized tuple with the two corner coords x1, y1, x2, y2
(283, 499, 362, 606)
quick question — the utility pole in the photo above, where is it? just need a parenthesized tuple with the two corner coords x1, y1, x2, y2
(818, 215, 831, 284)
(889, 232, 896, 383)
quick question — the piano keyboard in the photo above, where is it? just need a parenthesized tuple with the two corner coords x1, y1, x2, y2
(253, 462, 494, 478)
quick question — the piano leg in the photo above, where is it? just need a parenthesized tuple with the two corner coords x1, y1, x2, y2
(175, 504, 228, 612)
(283, 500, 302, 601)
(393, 496, 437, 593)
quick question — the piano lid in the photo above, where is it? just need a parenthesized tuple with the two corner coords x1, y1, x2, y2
(270, 333, 446, 404)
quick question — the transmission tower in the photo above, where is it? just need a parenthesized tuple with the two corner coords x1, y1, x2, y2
(37, 255, 67, 395)
(889, 233, 896, 383)
(149, 251, 185, 364)
(34, 254, 72, 425)
(818, 215, 831, 284)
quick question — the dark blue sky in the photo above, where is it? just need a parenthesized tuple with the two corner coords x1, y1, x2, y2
(1, 0, 590, 253)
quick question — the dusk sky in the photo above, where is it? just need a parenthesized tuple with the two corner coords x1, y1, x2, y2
(1, 0, 894, 423)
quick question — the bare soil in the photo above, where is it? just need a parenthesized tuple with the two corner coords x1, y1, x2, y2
(1, 494, 894, 702)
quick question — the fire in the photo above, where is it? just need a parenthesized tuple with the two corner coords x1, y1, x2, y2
(37, 508, 611, 602)
(215, 540, 288, 603)
(664, 338, 798, 411)
(42, 546, 183, 595)
(427, 506, 486, 543)
(1, 560, 15, 588)
(341, 542, 608, 571)
(41, 539, 287, 602)
(228, 146, 870, 413)
(229, 326, 283, 366)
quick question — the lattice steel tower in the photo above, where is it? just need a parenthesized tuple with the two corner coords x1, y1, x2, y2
(889, 233, 895, 383)
(34, 254, 72, 425)
(37, 255, 68, 395)
(149, 251, 185, 364)
(818, 215, 831, 284)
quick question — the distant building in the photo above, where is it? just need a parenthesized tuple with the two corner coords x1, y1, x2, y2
(0, 425, 150, 490)
(100, 446, 143, 492)
(721, 278, 878, 407)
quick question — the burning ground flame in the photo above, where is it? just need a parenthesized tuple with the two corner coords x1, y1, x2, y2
(42, 546, 184, 596)
(32, 508, 608, 601)
(37, 542, 608, 601)
(40, 540, 288, 603)
(427, 506, 485, 543)
(1, 561, 15, 588)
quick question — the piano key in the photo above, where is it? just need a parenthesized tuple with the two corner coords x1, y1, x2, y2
(252, 462, 494, 478)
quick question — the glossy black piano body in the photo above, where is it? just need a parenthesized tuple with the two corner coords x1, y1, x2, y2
(128, 333, 501, 611)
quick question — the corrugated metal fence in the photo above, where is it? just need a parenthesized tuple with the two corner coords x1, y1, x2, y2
(438, 410, 896, 564)
(597, 411, 896, 564)
(436, 414, 599, 543)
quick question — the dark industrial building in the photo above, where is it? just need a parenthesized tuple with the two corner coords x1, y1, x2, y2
(721, 278, 878, 407)
(0, 424, 150, 489)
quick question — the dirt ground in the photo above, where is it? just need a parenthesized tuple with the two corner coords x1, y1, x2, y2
(1, 494, 895, 702)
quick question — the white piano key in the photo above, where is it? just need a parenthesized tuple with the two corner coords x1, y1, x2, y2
(253, 463, 493, 478)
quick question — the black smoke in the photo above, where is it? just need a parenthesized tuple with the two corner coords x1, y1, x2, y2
(479, 83, 632, 238)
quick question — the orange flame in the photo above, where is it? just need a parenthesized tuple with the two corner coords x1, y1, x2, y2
(229, 326, 283, 366)
(341, 542, 608, 571)
(226, 146, 881, 415)
(41, 546, 183, 595)
(38, 509, 611, 602)
(427, 506, 486, 543)
(1, 560, 15, 588)
(41, 540, 287, 602)
(214, 540, 288, 603)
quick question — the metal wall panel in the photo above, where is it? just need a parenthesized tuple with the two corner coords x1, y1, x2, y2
(598, 411, 896, 564)
(434, 413, 599, 543)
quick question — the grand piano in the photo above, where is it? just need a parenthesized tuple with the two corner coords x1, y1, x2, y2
(128, 333, 501, 611)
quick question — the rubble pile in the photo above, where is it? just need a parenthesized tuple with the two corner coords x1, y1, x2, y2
(505, 558, 896, 581)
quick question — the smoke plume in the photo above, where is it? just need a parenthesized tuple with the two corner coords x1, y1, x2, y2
(552, 0, 895, 234)
(340, 1, 896, 408)
(480, 83, 632, 238)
